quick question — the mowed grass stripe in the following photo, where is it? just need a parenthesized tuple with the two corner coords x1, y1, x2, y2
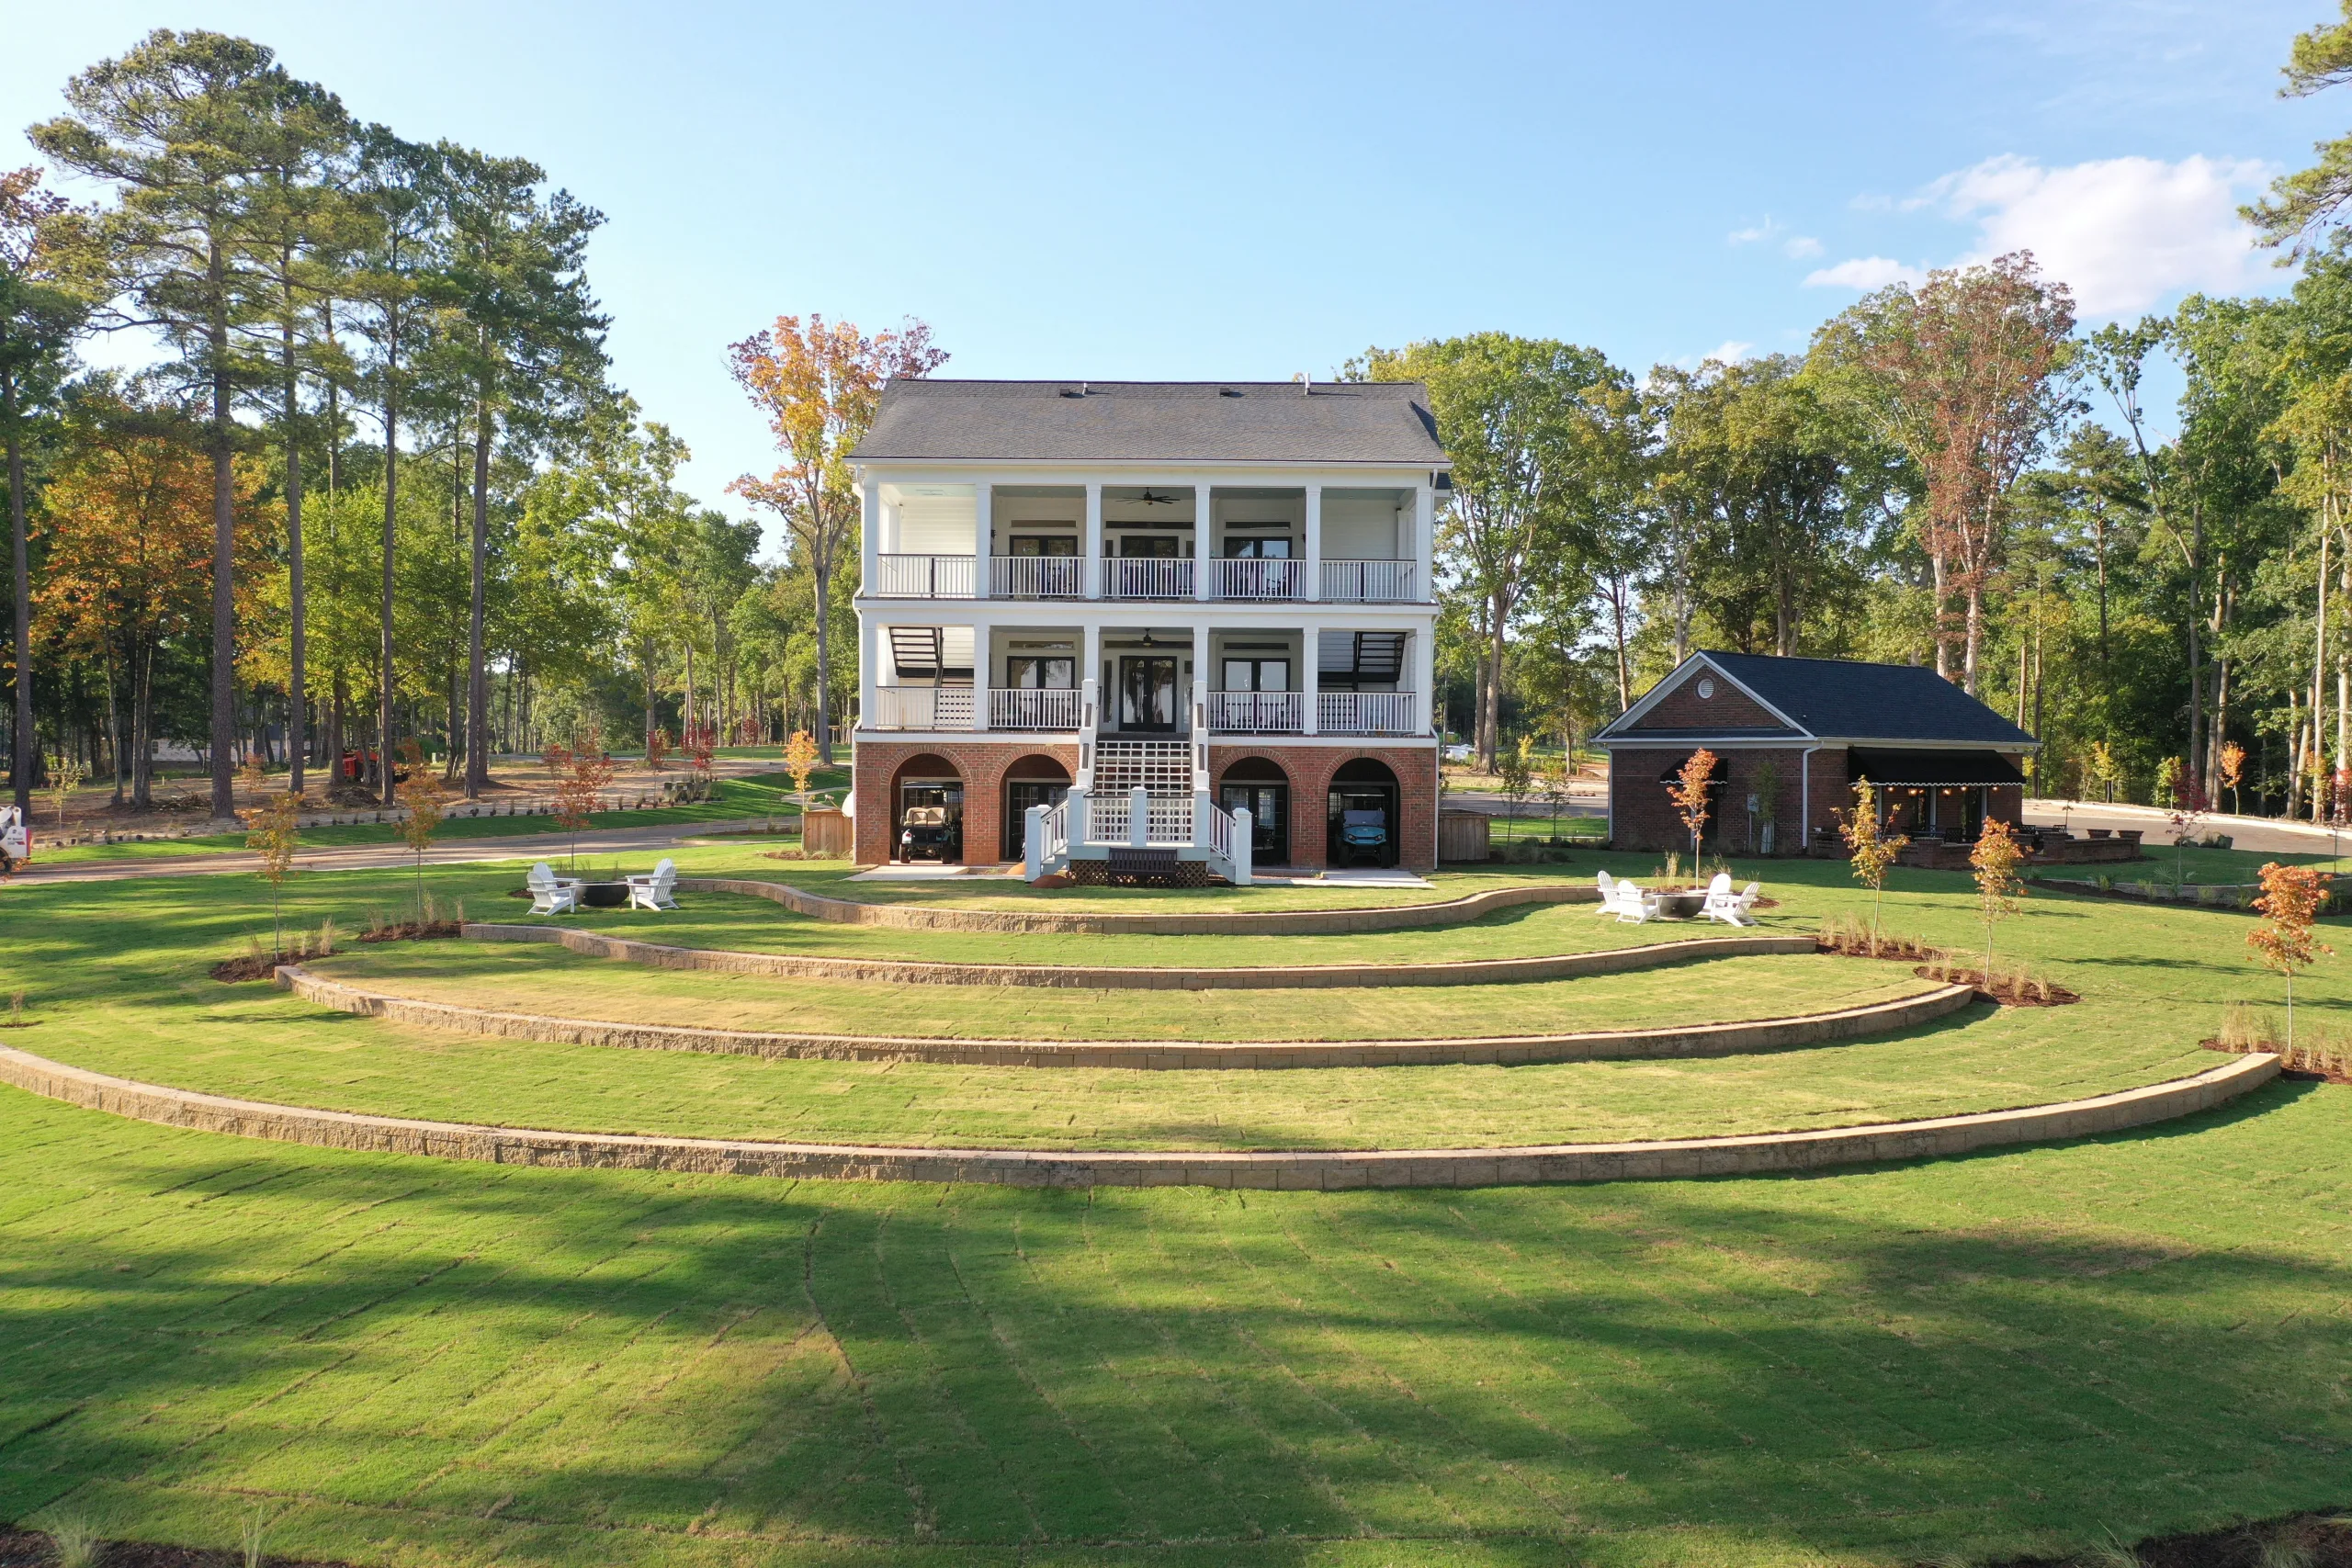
(6, 1085, 2352, 1565)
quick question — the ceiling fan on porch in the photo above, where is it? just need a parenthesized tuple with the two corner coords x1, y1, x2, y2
(1133, 489, 1179, 506)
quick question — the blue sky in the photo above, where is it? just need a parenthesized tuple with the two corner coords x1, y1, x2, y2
(5, 0, 2337, 542)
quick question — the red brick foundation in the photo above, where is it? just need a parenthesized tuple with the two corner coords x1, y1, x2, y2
(850, 737, 1440, 871)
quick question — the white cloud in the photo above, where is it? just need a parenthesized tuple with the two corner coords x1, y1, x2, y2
(1783, 235, 1825, 259)
(1728, 218, 1782, 246)
(1927, 152, 2270, 316)
(1814, 153, 2273, 316)
(1804, 256, 1928, 291)
(1670, 340, 1758, 371)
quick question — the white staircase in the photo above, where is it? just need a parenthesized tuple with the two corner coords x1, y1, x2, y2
(1023, 678, 1251, 885)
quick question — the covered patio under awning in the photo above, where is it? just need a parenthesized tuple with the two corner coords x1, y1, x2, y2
(1849, 748, 2025, 841)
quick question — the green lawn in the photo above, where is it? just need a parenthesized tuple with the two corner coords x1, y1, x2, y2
(0, 846, 2291, 1152)
(483, 887, 1773, 967)
(2, 1081, 2346, 1567)
(29, 769, 839, 865)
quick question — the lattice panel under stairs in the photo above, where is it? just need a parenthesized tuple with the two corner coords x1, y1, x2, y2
(1091, 740, 1193, 795)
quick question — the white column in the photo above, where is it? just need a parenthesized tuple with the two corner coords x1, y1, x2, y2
(1083, 620, 1103, 732)
(1304, 482, 1322, 602)
(1413, 628, 1435, 735)
(970, 620, 991, 731)
(857, 615, 879, 731)
(1301, 626, 1319, 735)
(1193, 622, 1210, 727)
(1084, 481, 1103, 598)
(974, 481, 992, 600)
(1193, 481, 1214, 601)
(1414, 482, 1436, 600)
(859, 478, 880, 593)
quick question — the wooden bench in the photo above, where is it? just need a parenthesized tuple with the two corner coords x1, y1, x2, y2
(1103, 847, 1185, 886)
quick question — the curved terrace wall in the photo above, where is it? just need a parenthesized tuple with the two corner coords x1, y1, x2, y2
(676, 876, 1598, 935)
(463, 922, 1815, 990)
(0, 1042, 2280, 1190)
(276, 964, 1977, 1068)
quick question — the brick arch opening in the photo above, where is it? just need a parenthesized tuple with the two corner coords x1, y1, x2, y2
(889, 752, 965, 863)
(1328, 757, 1401, 868)
(1001, 753, 1073, 859)
(1216, 754, 1292, 864)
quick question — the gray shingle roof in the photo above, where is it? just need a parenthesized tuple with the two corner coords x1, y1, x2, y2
(1698, 652, 2037, 746)
(850, 380, 1448, 466)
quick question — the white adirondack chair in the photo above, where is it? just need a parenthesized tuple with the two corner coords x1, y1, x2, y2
(626, 857, 679, 911)
(526, 862, 580, 915)
(1598, 870, 1656, 924)
(1701, 873, 1761, 927)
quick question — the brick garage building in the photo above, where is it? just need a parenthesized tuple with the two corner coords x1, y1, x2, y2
(1593, 652, 2038, 855)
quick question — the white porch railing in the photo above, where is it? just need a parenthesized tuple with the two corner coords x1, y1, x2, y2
(989, 556, 1087, 598)
(1208, 691, 1305, 734)
(1317, 691, 1422, 735)
(1080, 790, 1196, 846)
(1320, 558, 1417, 602)
(873, 554, 975, 598)
(868, 685, 973, 731)
(1210, 558, 1305, 600)
(1102, 558, 1195, 599)
(989, 687, 1082, 730)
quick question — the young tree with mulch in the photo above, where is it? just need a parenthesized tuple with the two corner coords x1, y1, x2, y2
(544, 728, 615, 873)
(2250, 862, 2333, 1052)
(2168, 767, 2209, 884)
(2219, 742, 2246, 817)
(239, 770, 302, 959)
(396, 739, 448, 927)
(1669, 749, 1718, 872)
(1839, 780, 1909, 950)
(783, 728, 820, 829)
(1971, 818, 2026, 989)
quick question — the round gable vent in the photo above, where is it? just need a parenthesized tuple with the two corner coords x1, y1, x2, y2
(1696, 678, 1715, 699)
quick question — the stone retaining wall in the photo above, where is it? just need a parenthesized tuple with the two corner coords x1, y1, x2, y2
(676, 876, 1598, 935)
(276, 964, 1978, 1068)
(0, 1043, 2280, 1190)
(464, 922, 1815, 990)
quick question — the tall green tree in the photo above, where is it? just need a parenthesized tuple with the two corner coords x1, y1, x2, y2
(348, 130, 445, 805)
(32, 28, 321, 816)
(233, 83, 356, 797)
(433, 143, 606, 795)
(1353, 333, 1639, 768)
(2246, 1, 2352, 253)
(0, 167, 96, 814)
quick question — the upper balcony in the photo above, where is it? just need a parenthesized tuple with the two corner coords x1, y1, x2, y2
(860, 480, 1428, 604)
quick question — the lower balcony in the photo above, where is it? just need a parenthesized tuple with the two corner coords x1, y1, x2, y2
(989, 687, 1083, 731)
(868, 685, 972, 731)
(1202, 691, 1425, 736)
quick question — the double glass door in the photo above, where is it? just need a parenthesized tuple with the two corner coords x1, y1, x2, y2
(1220, 784, 1288, 863)
(1119, 656, 1179, 731)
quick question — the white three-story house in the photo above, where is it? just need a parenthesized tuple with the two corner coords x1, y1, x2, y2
(846, 378, 1448, 880)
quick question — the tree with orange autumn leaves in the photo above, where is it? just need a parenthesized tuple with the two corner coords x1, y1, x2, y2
(728, 315, 945, 763)
(33, 389, 270, 809)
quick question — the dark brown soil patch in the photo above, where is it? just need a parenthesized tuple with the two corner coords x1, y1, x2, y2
(208, 953, 288, 983)
(1971, 1508, 2352, 1567)
(0, 1529, 352, 1567)
(1907, 964, 2080, 1007)
(355, 919, 460, 944)
(2203, 1038, 2352, 1085)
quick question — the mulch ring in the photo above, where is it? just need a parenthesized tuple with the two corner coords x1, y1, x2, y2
(2204, 1039, 2352, 1086)
(0, 1531, 348, 1568)
(1909, 965, 2080, 1007)
(209, 923, 459, 983)
(1975, 1509, 2352, 1567)
(1816, 937, 2078, 1006)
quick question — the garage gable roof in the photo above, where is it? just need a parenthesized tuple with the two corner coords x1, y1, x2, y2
(1597, 651, 2037, 748)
